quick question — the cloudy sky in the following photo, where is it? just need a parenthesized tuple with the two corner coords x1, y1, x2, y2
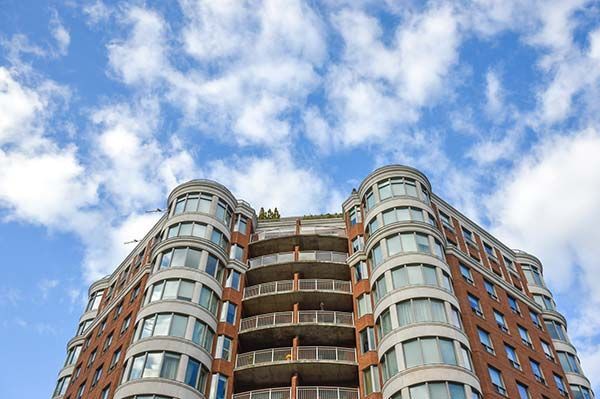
(1, 0, 600, 397)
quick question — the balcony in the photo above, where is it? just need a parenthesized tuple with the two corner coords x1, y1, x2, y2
(242, 279, 353, 314)
(234, 347, 358, 391)
(249, 228, 348, 259)
(246, 251, 349, 284)
(233, 387, 359, 399)
(239, 311, 355, 349)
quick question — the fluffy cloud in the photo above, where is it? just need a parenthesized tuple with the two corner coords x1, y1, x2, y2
(49, 11, 70, 56)
(488, 128, 600, 379)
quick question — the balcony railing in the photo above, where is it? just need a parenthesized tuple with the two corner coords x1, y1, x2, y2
(236, 346, 356, 368)
(243, 279, 352, 299)
(251, 227, 346, 242)
(239, 311, 353, 332)
(297, 387, 359, 399)
(233, 387, 359, 399)
(233, 388, 291, 399)
(248, 251, 347, 268)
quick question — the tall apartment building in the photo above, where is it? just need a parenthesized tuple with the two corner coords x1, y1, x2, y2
(52, 165, 594, 399)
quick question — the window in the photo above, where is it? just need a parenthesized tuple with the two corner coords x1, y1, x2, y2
(409, 382, 471, 399)
(396, 298, 448, 326)
(355, 261, 368, 282)
(483, 242, 495, 258)
(484, 280, 497, 300)
(439, 211, 453, 229)
(478, 328, 494, 354)
(86, 290, 104, 311)
(192, 319, 215, 351)
(517, 383, 530, 399)
(362, 365, 380, 395)
(114, 301, 123, 319)
(545, 320, 568, 342)
(403, 337, 460, 368)
(505, 344, 521, 369)
(100, 385, 110, 399)
(76, 383, 86, 399)
(225, 270, 241, 290)
(130, 284, 141, 302)
(173, 192, 214, 215)
(460, 264, 474, 284)
(65, 345, 82, 366)
(146, 279, 196, 304)
(380, 232, 443, 259)
(507, 295, 520, 314)
(185, 358, 209, 392)
(234, 215, 248, 234)
(210, 228, 228, 249)
(205, 254, 224, 281)
(159, 247, 203, 270)
(388, 263, 445, 289)
(359, 327, 376, 353)
(571, 385, 593, 399)
(77, 319, 93, 335)
(494, 311, 508, 332)
(88, 348, 97, 367)
(349, 206, 362, 225)
(91, 366, 103, 386)
(220, 302, 237, 324)
(468, 294, 483, 317)
(522, 264, 545, 287)
(210, 373, 228, 399)
(216, 200, 232, 226)
(488, 366, 506, 395)
(381, 347, 399, 382)
(53, 376, 71, 397)
(462, 227, 475, 245)
(370, 244, 383, 268)
(503, 256, 515, 271)
(136, 313, 188, 341)
(533, 294, 556, 311)
(518, 325, 532, 347)
(229, 244, 244, 261)
(554, 374, 567, 396)
(541, 340, 554, 361)
(530, 359, 545, 384)
(364, 191, 375, 211)
(529, 310, 540, 327)
(121, 314, 131, 334)
(377, 308, 392, 338)
(558, 351, 582, 374)
(199, 286, 219, 315)
(215, 336, 232, 360)
(352, 236, 364, 253)
(110, 347, 121, 369)
(127, 352, 181, 381)
(357, 294, 372, 317)
(377, 177, 418, 200)
(103, 332, 113, 351)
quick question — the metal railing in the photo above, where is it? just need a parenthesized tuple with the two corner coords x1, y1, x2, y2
(236, 346, 356, 368)
(239, 311, 353, 332)
(297, 387, 359, 399)
(233, 387, 358, 399)
(250, 227, 346, 242)
(248, 251, 347, 268)
(244, 279, 351, 299)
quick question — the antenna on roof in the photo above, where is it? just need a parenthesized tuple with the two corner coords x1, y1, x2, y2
(145, 208, 163, 213)
(124, 239, 140, 245)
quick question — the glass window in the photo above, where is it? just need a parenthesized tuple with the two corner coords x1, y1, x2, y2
(210, 374, 228, 399)
(355, 261, 369, 282)
(381, 347, 398, 381)
(494, 311, 508, 332)
(362, 365, 380, 395)
(357, 294, 372, 317)
(226, 270, 241, 290)
(508, 295, 520, 314)
(484, 280, 497, 299)
(192, 319, 215, 351)
(478, 328, 494, 353)
(365, 191, 375, 211)
(359, 327, 376, 353)
(529, 310, 540, 327)
(401, 233, 417, 252)
(220, 301, 237, 324)
(468, 294, 482, 316)
(505, 344, 520, 368)
(387, 235, 402, 256)
(185, 358, 208, 392)
(234, 216, 248, 234)
(198, 194, 212, 213)
(230, 245, 244, 261)
(373, 275, 387, 302)
(488, 366, 506, 395)
(205, 254, 221, 279)
(554, 374, 567, 395)
(541, 340, 554, 361)
(545, 320, 568, 341)
(460, 264, 473, 283)
(571, 385, 593, 399)
(199, 286, 219, 315)
(215, 336, 233, 360)
(517, 383, 530, 399)
(558, 352, 581, 374)
(377, 308, 392, 338)
(415, 234, 430, 252)
(518, 325, 532, 346)
(530, 359, 545, 383)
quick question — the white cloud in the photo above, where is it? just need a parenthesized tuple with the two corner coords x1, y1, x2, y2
(83, 0, 112, 25)
(207, 151, 342, 215)
(50, 11, 70, 56)
(488, 128, 600, 383)
(38, 279, 59, 300)
(484, 70, 504, 116)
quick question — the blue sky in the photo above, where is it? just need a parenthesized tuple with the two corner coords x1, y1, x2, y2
(1, 0, 600, 397)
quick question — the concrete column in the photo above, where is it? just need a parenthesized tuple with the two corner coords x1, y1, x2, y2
(291, 373, 299, 399)
(292, 336, 300, 360)
(293, 303, 299, 323)
(293, 272, 300, 291)
(295, 219, 301, 235)
(294, 245, 300, 261)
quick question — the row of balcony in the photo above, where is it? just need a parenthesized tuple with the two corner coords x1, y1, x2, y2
(243, 279, 352, 299)
(236, 346, 356, 368)
(240, 310, 354, 332)
(248, 251, 347, 268)
(233, 387, 359, 399)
